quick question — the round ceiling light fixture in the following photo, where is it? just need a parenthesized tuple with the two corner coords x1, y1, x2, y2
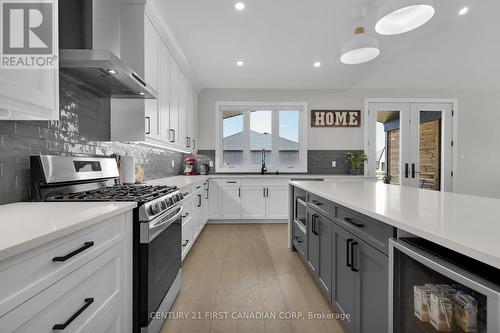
(375, 0, 435, 35)
(313, 62, 321, 68)
(236, 60, 244, 66)
(458, 7, 469, 15)
(341, 27, 380, 65)
(235, 2, 245, 11)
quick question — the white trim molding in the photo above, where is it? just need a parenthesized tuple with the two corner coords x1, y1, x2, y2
(364, 98, 458, 192)
(214, 101, 309, 173)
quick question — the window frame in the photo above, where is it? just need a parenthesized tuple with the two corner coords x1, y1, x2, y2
(215, 102, 308, 173)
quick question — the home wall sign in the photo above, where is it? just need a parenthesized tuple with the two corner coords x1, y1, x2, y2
(311, 110, 361, 128)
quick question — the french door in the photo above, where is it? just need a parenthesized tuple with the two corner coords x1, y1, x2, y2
(366, 101, 454, 191)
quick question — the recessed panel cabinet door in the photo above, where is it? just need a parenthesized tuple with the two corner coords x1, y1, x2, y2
(241, 187, 266, 219)
(355, 239, 388, 333)
(307, 210, 320, 274)
(333, 226, 356, 333)
(317, 214, 332, 296)
(222, 187, 242, 219)
(265, 187, 288, 219)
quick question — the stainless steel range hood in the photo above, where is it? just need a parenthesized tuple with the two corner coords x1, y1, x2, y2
(58, 0, 157, 99)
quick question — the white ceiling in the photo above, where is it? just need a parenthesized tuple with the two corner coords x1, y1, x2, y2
(152, 0, 500, 90)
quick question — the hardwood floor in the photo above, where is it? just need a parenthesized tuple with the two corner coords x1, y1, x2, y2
(160, 224, 347, 333)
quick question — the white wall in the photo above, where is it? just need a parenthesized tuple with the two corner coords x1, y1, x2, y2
(199, 88, 500, 199)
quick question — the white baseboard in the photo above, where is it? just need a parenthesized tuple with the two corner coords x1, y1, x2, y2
(207, 219, 287, 224)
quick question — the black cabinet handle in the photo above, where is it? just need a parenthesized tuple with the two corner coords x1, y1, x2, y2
(294, 236, 303, 243)
(238, 188, 241, 197)
(405, 163, 409, 178)
(192, 139, 196, 150)
(196, 185, 202, 189)
(182, 240, 190, 247)
(227, 181, 237, 184)
(145, 117, 151, 135)
(266, 188, 269, 197)
(182, 212, 189, 218)
(206, 189, 209, 199)
(344, 217, 364, 228)
(263, 188, 266, 197)
(182, 192, 189, 196)
(350, 241, 359, 272)
(197, 194, 202, 207)
(411, 163, 417, 178)
(312, 200, 323, 206)
(53, 297, 94, 330)
(346, 239, 353, 268)
(169, 129, 176, 143)
(53, 242, 94, 262)
(312, 214, 319, 235)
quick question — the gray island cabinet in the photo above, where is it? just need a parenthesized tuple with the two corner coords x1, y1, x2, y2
(291, 186, 396, 333)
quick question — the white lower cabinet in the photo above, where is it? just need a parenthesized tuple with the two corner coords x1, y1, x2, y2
(222, 187, 242, 219)
(211, 178, 289, 221)
(241, 187, 266, 219)
(265, 186, 289, 219)
(209, 179, 223, 219)
(180, 182, 209, 260)
(0, 212, 132, 333)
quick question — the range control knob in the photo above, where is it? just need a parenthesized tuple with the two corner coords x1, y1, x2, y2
(150, 203, 160, 215)
(178, 192, 184, 200)
(166, 197, 174, 206)
(160, 200, 167, 210)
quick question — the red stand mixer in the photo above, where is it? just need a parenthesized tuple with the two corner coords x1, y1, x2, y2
(183, 156, 197, 176)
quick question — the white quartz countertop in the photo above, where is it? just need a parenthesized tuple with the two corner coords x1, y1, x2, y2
(290, 180, 500, 269)
(0, 202, 136, 262)
(145, 174, 372, 189)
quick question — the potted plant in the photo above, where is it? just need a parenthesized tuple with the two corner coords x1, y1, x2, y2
(346, 152, 368, 175)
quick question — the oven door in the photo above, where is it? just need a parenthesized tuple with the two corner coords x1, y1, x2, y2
(389, 239, 500, 333)
(139, 204, 183, 332)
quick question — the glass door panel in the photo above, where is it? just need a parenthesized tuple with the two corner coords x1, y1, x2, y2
(370, 103, 410, 187)
(410, 103, 453, 191)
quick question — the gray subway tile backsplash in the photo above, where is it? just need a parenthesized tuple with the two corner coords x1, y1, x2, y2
(0, 74, 208, 205)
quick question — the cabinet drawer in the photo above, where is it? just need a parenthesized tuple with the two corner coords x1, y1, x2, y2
(241, 179, 288, 187)
(0, 244, 124, 332)
(335, 205, 394, 255)
(307, 193, 334, 218)
(292, 221, 307, 259)
(223, 179, 241, 187)
(0, 215, 125, 317)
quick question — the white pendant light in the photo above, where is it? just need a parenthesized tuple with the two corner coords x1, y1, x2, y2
(375, 0, 435, 35)
(341, 27, 380, 65)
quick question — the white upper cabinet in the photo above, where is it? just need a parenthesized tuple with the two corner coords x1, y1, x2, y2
(169, 60, 180, 146)
(186, 85, 198, 152)
(159, 43, 171, 143)
(0, 1, 59, 120)
(112, 4, 196, 152)
(144, 16, 160, 95)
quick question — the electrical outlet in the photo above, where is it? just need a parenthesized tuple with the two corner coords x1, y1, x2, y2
(331, 161, 337, 168)
(171, 160, 175, 168)
(209, 160, 214, 167)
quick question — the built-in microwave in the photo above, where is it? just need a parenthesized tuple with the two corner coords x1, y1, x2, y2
(389, 238, 500, 333)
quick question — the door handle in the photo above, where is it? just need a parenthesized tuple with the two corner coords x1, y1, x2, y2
(312, 214, 319, 235)
(405, 163, 409, 178)
(145, 117, 151, 134)
(350, 241, 359, 272)
(263, 188, 266, 197)
(411, 163, 418, 178)
(53, 242, 94, 262)
(53, 298, 94, 330)
(344, 217, 364, 228)
(346, 239, 353, 268)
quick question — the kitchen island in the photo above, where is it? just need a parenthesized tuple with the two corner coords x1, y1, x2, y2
(288, 179, 500, 333)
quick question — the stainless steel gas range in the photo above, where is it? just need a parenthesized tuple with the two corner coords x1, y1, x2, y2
(30, 155, 183, 333)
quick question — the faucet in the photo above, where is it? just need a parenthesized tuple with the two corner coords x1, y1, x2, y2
(261, 149, 267, 175)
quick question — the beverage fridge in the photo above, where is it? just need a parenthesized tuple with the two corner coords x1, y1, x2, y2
(389, 238, 500, 333)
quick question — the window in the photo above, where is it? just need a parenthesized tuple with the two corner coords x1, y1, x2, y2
(216, 102, 308, 173)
